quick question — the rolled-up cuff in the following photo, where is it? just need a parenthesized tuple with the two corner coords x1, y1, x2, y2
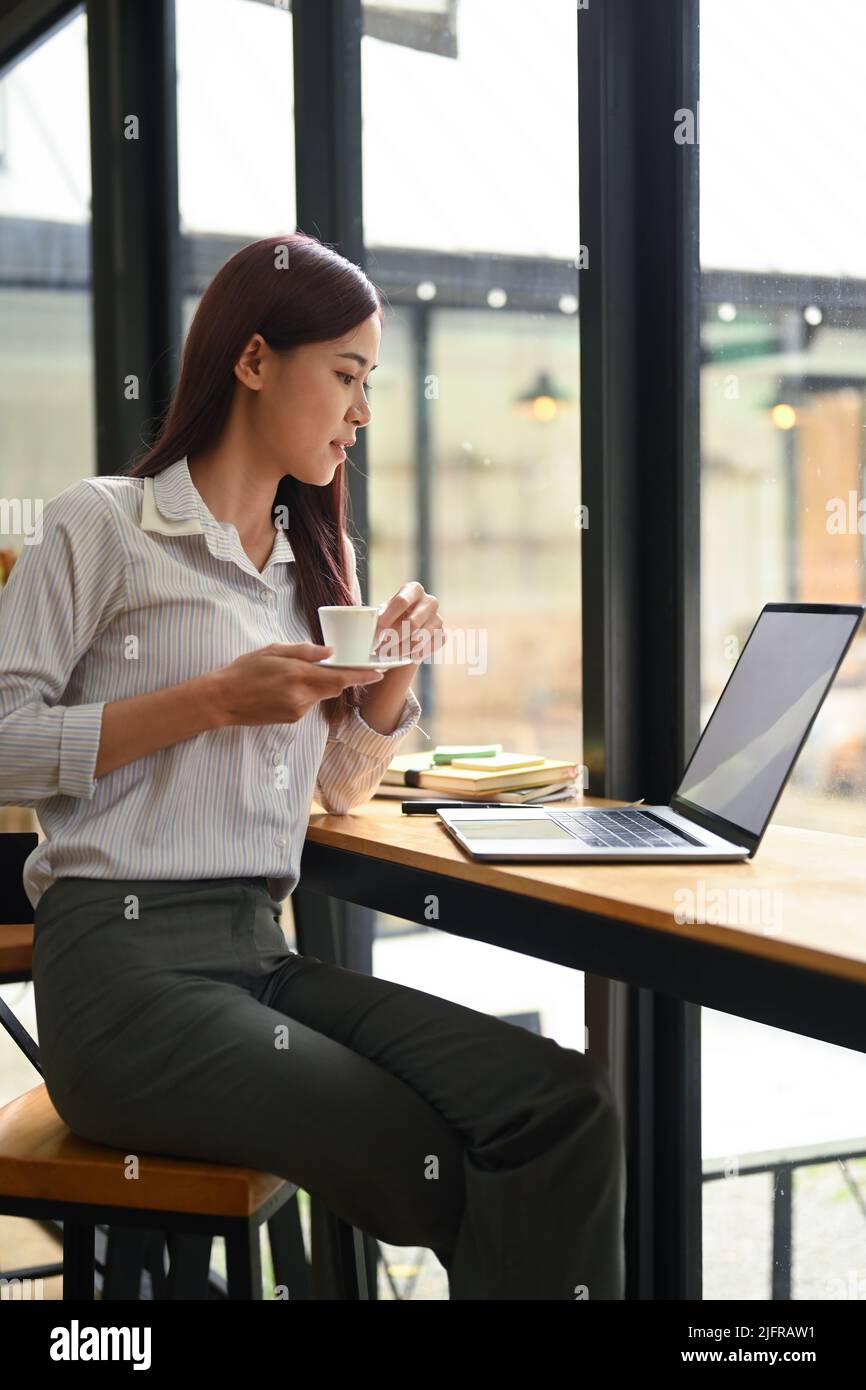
(59, 702, 105, 798)
(334, 686, 422, 760)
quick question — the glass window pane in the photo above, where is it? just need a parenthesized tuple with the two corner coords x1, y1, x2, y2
(361, 0, 583, 765)
(0, 6, 93, 568)
(362, 0, 579, 257)
(428, 307, 581, 758)
(700, 0, 866, 1301)
(176, 0, 294, 236)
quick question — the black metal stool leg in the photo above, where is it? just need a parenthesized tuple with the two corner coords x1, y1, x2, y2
(165, 1232, 215, 1299)
(268, 1197, 310, 1299)
(102, 1225, 155, 1299)
(63, 1221, 96, 1299)
(225, 1219, 262, 1299)
(310, 1199, 366, 1299)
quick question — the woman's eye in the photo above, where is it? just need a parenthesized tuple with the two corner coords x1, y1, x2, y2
(337, 372, 373, 394)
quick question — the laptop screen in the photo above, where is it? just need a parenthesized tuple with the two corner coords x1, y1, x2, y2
(675, 607, 862, 838)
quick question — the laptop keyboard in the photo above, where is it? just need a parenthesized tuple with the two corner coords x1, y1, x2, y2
(550, 808, 701, 848)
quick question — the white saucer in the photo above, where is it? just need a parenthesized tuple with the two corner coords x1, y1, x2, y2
(317, 656, 416, 672)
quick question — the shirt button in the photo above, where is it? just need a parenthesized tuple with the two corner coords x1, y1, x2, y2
(274, 835, 287, 848)
(272, 751, 282, 766)
(259, 587, 269, 601)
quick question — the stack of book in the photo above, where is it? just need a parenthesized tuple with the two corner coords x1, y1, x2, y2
(376, 743, 582, 804)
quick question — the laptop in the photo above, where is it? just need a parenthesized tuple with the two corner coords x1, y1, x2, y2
(437, 603, 865, 863)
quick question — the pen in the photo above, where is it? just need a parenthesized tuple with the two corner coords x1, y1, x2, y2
(402, 799, 547, 814)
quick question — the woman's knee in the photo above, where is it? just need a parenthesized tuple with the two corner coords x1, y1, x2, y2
(539, 1037, 617, 1108)
(537, 1044, 623, 1156)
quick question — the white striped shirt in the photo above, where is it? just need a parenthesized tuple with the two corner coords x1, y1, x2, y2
(0, 455, 422, 910)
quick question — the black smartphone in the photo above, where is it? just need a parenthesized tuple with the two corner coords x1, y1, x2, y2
(401, 799, 545, 814)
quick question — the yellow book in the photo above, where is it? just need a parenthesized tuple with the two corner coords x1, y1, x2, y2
(425, 760, 578, 793)
(381, 753, 579, 793)
(383, 753, 441, 785)
(448, 753, 546, 772)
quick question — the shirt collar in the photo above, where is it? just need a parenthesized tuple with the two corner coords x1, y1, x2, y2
(139, 455, 295, 569)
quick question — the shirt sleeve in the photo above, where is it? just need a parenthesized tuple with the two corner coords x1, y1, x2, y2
(0, 479, 128, 806)
(313, 534, 423, 813)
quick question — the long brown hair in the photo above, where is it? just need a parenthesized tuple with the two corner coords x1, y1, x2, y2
(124, 232, 386, 728)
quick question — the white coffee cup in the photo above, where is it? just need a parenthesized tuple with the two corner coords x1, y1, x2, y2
(318, 605, 379, 664)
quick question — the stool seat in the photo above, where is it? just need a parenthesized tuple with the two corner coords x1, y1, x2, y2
(0, 1083, 287, 1218)
(0, 920, 34, 978)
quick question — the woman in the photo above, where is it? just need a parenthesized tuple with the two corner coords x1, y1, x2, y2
(0, 233, 625, 1299)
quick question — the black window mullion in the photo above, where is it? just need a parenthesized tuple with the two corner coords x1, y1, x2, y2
(578, 0, 700, 813)
(87, 0, 181, 476)
(292, 0, 368, 584)
(578, 0, 702, 1302)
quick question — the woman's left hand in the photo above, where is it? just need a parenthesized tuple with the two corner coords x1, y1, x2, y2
(372, 582, 446, 665)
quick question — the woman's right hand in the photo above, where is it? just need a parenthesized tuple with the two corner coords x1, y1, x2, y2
(211, 642, 384, 727)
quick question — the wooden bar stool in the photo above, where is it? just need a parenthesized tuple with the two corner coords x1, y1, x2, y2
(0, 1083, 305, 1298)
